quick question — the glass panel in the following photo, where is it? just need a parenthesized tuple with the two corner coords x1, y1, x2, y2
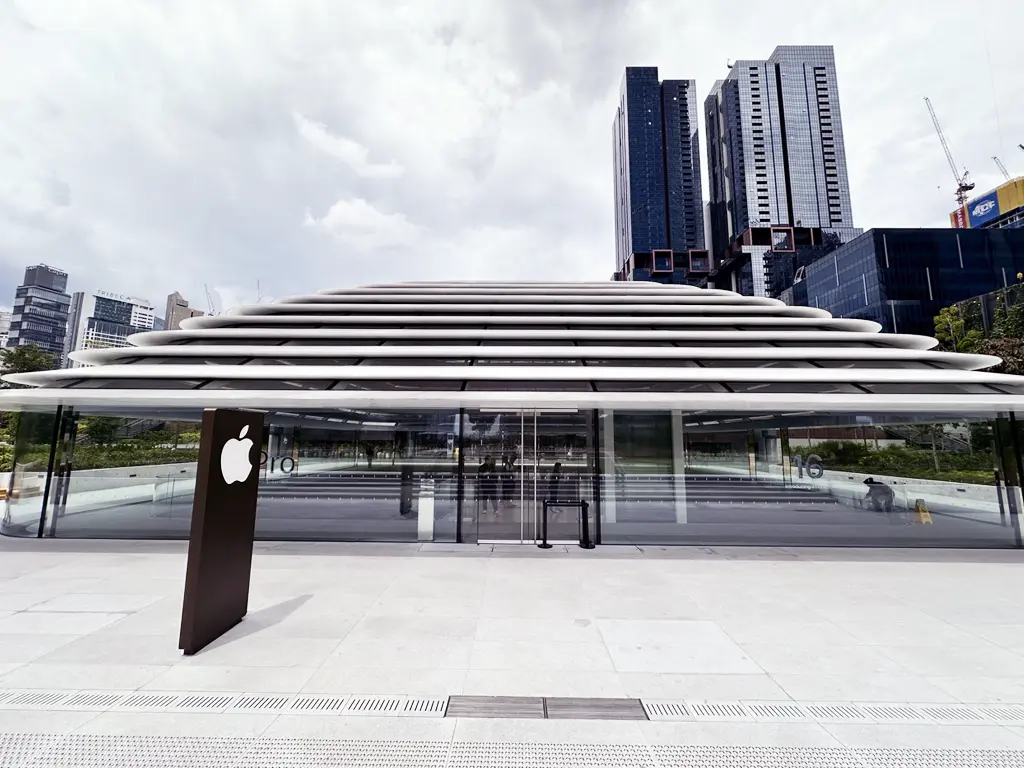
(463, 410, 530, 542)
(599, 411, 1015, 548)
(1, 410, 58, 537)
(46, 415, 202, 538)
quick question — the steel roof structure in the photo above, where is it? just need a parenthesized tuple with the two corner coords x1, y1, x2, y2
(1, 281, 1022, 414)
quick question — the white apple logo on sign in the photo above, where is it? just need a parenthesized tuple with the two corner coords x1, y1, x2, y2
(220, 425, 255, 485)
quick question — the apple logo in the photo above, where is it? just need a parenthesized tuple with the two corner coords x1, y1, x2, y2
(220, 425, 255, 485)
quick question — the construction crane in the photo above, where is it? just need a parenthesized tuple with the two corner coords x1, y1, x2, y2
(203, 284, 217, 316)
(994, 156, 1011, 181)
(924, 97, 975, 206)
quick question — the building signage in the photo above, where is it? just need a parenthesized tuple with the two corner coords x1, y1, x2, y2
(950, 205, 968, 229)
(967, 192, 1001, 227)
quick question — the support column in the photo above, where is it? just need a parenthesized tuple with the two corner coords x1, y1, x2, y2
(417, 478, 435, 541)
(600, 410, 617, 524)
(993, 415, 1024, 547)
(671, 410, 687, 523)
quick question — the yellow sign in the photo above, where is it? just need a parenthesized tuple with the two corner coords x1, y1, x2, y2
(914, 499, 933, 525)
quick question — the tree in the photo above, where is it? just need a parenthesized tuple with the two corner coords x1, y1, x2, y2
(977, 337, 1024, 377)
(0, 344, 55, 387)
(81, 417, 122, 446)
(934, 306, 983, 353)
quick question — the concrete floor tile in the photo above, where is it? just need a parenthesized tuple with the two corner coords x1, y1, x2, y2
(325, 637, 473, 670)
(618, 673, 792, 700)
(597, 619, 733, 646)
(0, 663, 166, 690)
(475, 617, 599, 643)
(352, 615, 478, 640)
(302, 666, 467, 695)
(927, 676, 1024, 704)
(182, 636, 341, 668)
(880, 644, 1024, 678)
(0, 633, 82, 663)
(0, 594, 51, 611)
(463, 670, 626, 698)
(606, 642, 759, 675)
(470, 640, 614, 672)
(771, 673, 959, 703)
(142, 664, 318, 693)
(366, 596, 482, 618)
(740, 643, 912, 676)
(0, 709, 101, 734)
(28, 593, 163, 613)
(34, 633, 183, 666)
(716, 619, 863, 647)
(74, 711, 275, 737)
(0, 612, 127, 634)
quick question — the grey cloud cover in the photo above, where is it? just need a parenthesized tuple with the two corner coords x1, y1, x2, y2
(0, 0, 1021, 310)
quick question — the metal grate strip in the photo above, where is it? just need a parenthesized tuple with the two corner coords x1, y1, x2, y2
(746, 702, 807, 720)
(544, 697, 648, 721)
(690, 701, 750, 720)
(176, 694, 236, 711)
(231, 695, 291, 712)
(642, 700, 692, 721)
(401, 697, 447, 717)
(920, 705, 986, 722)
(115, 693, 181, 710)
(446, 696, 545, 719)
(980, 706, 1024, 723)
(859, 704, 928, 722)
(344, 696, 404, 715)
(5, 691, 70, 708)
(64, 692, 124, 710)
(804, 703, 869, 722)
(288, 695, 349, 713)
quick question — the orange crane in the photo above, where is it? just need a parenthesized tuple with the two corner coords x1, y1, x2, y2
(925, 97, 975, 206)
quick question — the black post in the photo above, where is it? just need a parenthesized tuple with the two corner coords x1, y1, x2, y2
(579, 500, 595, 549)
(36, 406, 64, 539)
(996, 469, 1007, 524)
(538, 500, 552, 549)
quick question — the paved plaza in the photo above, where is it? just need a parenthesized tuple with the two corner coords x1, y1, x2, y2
(3, 540, 1024, 765)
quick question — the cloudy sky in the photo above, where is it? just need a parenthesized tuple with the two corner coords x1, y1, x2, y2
(1, 0, 1021, 314)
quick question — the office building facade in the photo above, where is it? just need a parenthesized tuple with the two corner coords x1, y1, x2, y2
(4, 281, 1024, 550)
(951, 177, 1024, 231)
(705, 46, 855, 267)
(5, 265, 72, 364)
(785, 228, 1024, 337)
(164, 292, 204, 331)
(613, 68, 708, 284)
(66, 289, 155, 365)
(0, 311, 11, 349)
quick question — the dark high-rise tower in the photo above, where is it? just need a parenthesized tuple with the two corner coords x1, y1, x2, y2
(613, 68, 707, 284)
(6, 264, 72, 366)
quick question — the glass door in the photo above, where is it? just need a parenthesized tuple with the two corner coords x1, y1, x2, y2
(465, 409, 595, 545)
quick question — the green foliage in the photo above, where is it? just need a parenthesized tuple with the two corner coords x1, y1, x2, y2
(934, 305, 983, 353)
(67, 445, 198, 470)
(816, 439, 995, 484)
(80, 416, 121, 446)
(0, 344, 55, 386)
(977, 337, 1024, 377)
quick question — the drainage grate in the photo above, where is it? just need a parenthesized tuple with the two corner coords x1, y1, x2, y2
(746, 702, 807, 720)
(402, 697, 447, 717)
(920, 705, 986, 723)
(981, 706, 1024, 723)
(544, 697, 648, 721)
(642, 700, 692, 721)
(860, 704, 928, 723)
(446, 696, 545, 719)
(65, 692, 125, 710)
(231, 694, 291, 712)
(690, 702, 749, 720)
(5, 691, 69, 708)
(288, 695, 349, 713)
(176, 694, 236, 711)
(804, 703, 869, 722)
(345, 696, 404, 715)
(115, 693, 181, 710)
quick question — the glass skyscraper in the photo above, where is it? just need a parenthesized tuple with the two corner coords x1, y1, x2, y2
(613, 68, 706, 284)
(705, 46, 855, 263)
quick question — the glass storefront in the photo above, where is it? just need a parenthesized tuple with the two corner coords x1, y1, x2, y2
(4, 406, 1023, 548)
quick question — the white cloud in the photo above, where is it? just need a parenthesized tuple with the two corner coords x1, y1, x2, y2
(293, 113, 403, 179)
(0, 0, 1021, 313)
(305, 198, 420, 250)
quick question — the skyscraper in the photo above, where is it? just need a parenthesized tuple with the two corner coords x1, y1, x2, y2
(705, 46, 855, 262)
(164, 292, 204, 331)
(6, 264, 72, 364)
(66, 289, 155, 366)
(613, 67, 707, 284)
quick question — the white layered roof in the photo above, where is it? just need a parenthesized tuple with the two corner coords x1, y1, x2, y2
(1, 281, 1021, 413)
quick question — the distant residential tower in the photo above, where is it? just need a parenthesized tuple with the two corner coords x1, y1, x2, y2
(613, 67, 708, 284)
